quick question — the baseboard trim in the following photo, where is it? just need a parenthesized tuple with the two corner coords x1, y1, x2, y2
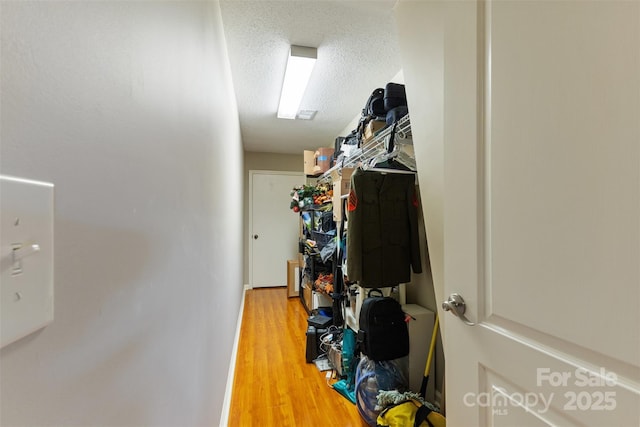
(219, 286, 247, 426)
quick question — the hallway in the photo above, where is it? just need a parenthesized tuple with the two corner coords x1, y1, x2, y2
(229, 288, 366, 426)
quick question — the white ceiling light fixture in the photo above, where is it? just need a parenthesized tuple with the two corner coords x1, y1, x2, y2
(277, 45, 317, 120)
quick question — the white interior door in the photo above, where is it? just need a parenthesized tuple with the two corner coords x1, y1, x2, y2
(396, 1, 640, 425)
(249, 171, 303, 288)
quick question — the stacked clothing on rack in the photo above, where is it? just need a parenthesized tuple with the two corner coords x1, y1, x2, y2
(346, 168, 422, 286)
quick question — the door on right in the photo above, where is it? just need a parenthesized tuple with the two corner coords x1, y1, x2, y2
(396, 1, 639, 425)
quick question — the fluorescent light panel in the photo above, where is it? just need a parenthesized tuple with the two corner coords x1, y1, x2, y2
(277, 45, 317, 120)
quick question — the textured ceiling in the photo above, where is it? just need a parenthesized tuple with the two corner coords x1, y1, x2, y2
(219, 0, 401, 154)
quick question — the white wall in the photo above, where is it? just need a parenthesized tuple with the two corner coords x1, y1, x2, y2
(394, 0, 447, 405)
(0, 1, 243, 425)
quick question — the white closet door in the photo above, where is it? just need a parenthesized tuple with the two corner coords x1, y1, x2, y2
(396, 0, 640, 425)
(249, 171, 303, 288)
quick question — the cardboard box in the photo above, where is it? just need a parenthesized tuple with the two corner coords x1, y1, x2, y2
(302, 282, 313, 311)
(304, 150, 317, 175)
(332, 181, 343, 221)
(287, 259, 299, 298)
(329, 166, 350, 182)
(332, 167, 355, 221)
(304, 147, 335, 176)
(363, 120, 387, 143)
(313, 147, 334, 175)
(340, 168, 355, 196)
(341, 167, 355, 190)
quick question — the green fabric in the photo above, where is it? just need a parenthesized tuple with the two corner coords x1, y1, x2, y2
(332, 379, 356, 404)
(342, 328, 356, 379)
(346, 169, 422, 286)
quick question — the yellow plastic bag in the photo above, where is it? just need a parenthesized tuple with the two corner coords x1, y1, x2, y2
(376, 398, 446, 427)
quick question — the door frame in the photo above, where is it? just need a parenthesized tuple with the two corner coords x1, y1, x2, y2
(248, 170, 304, 289)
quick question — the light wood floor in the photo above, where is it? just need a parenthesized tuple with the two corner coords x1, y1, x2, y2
(229, 287, 367, 426)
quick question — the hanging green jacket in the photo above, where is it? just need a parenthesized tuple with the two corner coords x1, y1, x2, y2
(346, 169, 422, 286)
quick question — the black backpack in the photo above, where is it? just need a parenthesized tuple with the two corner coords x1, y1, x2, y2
(364, 87, 386, 118)
(357, 289, 409, 361)
(356, 88, 387, 144)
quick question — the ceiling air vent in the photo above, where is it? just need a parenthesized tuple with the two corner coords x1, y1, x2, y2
(296, 110, 317, 120)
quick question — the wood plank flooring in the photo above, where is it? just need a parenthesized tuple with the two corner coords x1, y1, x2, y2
(229, 287, 367, 426)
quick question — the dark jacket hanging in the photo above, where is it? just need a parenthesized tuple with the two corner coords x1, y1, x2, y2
(346, 168, 422, 286)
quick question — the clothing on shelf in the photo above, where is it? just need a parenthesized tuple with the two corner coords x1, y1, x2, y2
(346, 168, 422, 286)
